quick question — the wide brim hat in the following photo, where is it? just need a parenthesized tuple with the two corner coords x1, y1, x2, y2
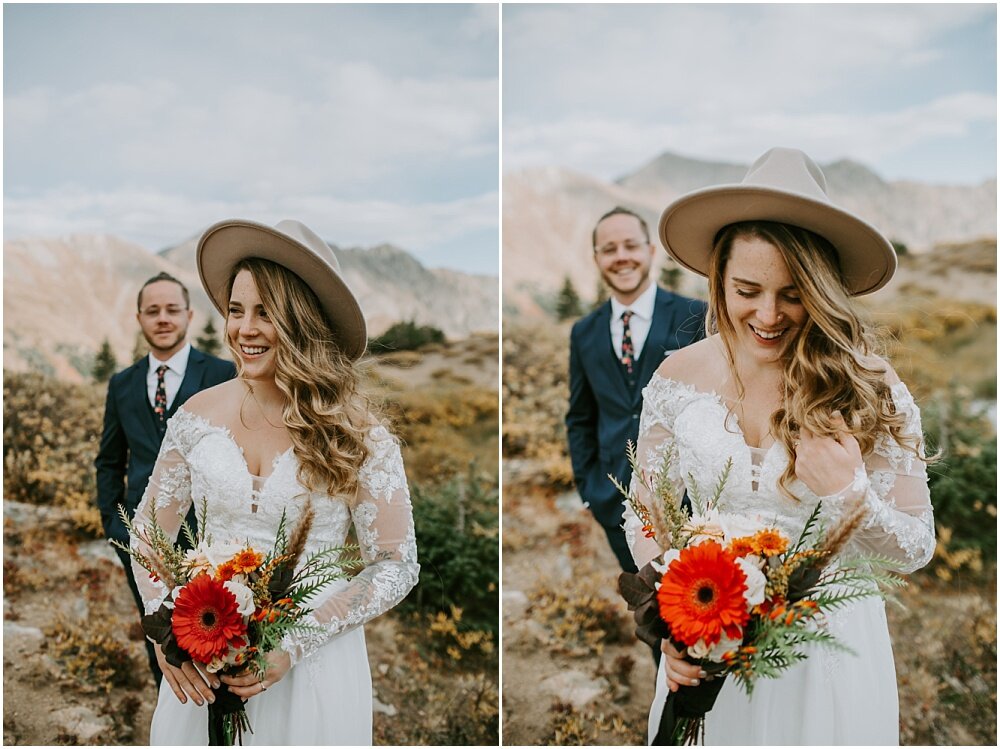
(658, 147, 896, 295)
(197, 219, 367, 360)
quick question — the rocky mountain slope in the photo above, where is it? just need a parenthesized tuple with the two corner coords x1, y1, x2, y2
(4, 233, 497, 383)
(504, 151, 996, 318)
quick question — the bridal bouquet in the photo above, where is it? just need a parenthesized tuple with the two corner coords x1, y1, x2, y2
(612, 442, 902, 745)
(113, 500, 360, 746)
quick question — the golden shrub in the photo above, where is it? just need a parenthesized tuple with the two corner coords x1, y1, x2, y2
(3, 371, 104, 536)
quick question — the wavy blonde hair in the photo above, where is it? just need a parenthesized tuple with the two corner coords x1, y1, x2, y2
(226, 258, 374, 501)
(706, 221, 922, 498)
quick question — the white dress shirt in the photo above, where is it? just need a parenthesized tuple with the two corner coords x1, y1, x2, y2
(609, 282, 657, 363)
(146, 343, 191, 411)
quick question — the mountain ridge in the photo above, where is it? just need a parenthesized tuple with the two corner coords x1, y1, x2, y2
(4, 233, 497, 383)
(505, 150, 996, 317)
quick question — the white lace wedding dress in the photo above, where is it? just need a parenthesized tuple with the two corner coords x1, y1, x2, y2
(625, 374, 936, 745)
(129, 408, 419, 745)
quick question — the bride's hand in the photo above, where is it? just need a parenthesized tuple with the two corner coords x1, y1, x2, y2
(154, 642, 220, 706)
(221, 650, 292, 698)
(661, 639, 706, 693)
(794, 411, 864, 497)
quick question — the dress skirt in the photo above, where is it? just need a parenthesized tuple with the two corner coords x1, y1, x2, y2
(648, 597, 900, 745)
(150, 627, 372, 746)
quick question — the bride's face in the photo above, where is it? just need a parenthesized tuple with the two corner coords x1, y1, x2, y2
(227, 269, 279, 381)
(723, 236, 808, 365)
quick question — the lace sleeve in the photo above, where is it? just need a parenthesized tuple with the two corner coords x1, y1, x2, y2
(129, 412, 196, 613)
(819, 383, 935, 574)
(624, 376, 690, 569)
(280, 424, 419, 665)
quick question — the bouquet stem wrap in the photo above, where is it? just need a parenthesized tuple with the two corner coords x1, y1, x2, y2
(652, 662, 727, 746)
(619, 562, 728, 746)
(208, 686, 251, 746)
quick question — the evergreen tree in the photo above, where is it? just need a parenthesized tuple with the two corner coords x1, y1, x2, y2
(92, 338, 118, 383)
(592, 278, 609, 310)
(196, 318, 222, 356)
(659, 263, 682, 292)
(131, 330, 148, 363)
(555, 276, 583, 321)
(369, 320, 446, 354)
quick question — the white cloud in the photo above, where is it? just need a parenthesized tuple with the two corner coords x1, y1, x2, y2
(503, 4, 996, 182)
(504, 91, 997, 179)
(5, 60, 497, 198)
(3, 186, 498, 269)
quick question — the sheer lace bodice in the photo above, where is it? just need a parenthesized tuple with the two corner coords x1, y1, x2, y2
(130, 408, 419, 665)
(624, 374, 935, 574)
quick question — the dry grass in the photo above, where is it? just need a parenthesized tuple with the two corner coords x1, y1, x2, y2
(502, 303, 996, 746)
(3, 332, 500, 746)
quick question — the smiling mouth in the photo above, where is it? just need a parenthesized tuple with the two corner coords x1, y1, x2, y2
(749, 324, 787, 341)
(240, 345, 269, 356)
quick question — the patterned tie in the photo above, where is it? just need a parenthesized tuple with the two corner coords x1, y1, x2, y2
(620, 310, 635, 375)
(154, 364, 169, 424)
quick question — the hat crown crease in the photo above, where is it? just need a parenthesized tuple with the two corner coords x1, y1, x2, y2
(743, 147, 830, 202)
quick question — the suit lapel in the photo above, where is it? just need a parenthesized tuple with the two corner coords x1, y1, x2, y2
(170, 348, 205, 417)
(589, 302, 631, 404)
(634, 289, 677, 404)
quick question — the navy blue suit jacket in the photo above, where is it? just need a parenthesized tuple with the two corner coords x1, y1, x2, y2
(566, 287, 707, 528)
(94, 347, 236, 545)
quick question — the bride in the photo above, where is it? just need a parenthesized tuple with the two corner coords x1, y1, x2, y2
(624, 148, 935, 744)
(129, 219, 419, 745)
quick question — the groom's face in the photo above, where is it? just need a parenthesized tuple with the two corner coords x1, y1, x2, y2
(137, 280, 192, 358)
(593, 213, 654, 303)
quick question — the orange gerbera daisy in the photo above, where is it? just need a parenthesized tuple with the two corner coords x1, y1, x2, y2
(656, 540, 749, 648)
(753, 528, 788, 556)
(728, 536, 757, 557)
(231, 548, 264, 574)
(171, 574, 247, 664)
(215, 560, 238, 582)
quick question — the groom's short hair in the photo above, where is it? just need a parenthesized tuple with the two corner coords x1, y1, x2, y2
(137, 272, 190, 311)
(592, 206, 651, 250)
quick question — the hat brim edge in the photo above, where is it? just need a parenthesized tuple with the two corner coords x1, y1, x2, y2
(197, 220, 367, 360)
(658, 185, 896, 296)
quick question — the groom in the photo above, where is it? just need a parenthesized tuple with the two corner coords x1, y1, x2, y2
(567, 207, 707, 573)
(95, 271, 235, 685)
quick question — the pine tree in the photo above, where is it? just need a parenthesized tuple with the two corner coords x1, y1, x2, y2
(92, 338, 118, 383)
(196, 318, 222, 356)
(555, 276, 583, 321)
(131, 330, 148, 363)
(592, 278, 609, 310)
(659, 263, 682, 292)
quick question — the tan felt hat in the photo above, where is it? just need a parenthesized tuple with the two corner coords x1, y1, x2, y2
(197, 219, 367, 360)
(658, 147, 896, 295)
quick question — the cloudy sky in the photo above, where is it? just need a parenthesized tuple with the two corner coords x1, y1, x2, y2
(503, 3, 996, 185)
(4, 4, 498, 274)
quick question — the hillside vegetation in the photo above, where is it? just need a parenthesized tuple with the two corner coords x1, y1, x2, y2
(3, 334, 499, 746)
(502, 270, 996, 744)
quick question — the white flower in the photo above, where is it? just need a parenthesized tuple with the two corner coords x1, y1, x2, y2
(205, 646, 248, 674)
(202, 540, 247, 570)
(689, 632, 743, 662)
(652, 550, 680, 590)
(683, 509, 725, 545)
(736, 557, 767, 608)
(718, 512, 765, 543)
(182, 548, 212, 576)
(223, 580, 256, 618)
(205, 656, 226, 673)
(652, 549, 680, 574)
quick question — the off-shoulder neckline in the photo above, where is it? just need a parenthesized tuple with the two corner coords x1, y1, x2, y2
(645, 372, 917, 454)
(648, 371, 914, 403)
(171, 407, 293, 482)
